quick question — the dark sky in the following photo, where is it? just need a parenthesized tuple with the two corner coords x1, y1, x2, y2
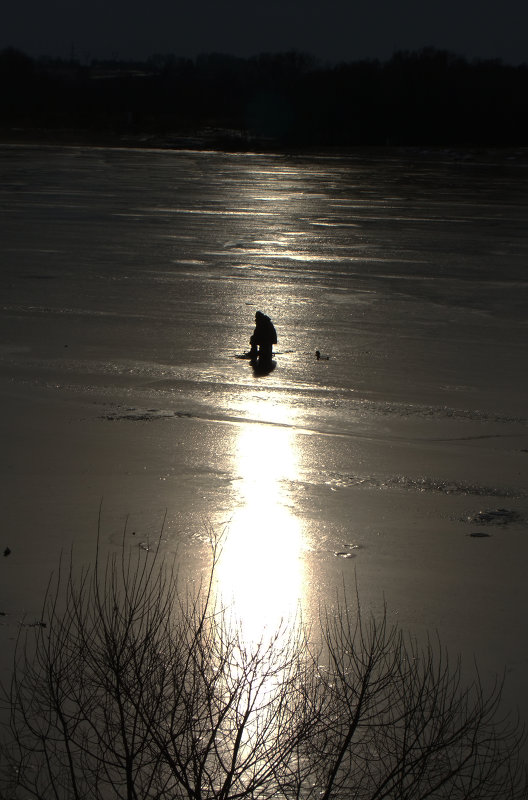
(3, 0, 527, 64)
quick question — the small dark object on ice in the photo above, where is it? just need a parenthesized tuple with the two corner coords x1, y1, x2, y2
(3, 547, 11, 557)
(334, 543, 360, 558)
(316, 350, 329, 360)
(469, 531, 491, 538)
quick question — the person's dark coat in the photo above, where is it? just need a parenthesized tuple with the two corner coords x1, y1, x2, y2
(250, 311, 277, 359)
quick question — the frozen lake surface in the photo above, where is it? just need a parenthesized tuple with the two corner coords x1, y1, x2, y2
(1, 143, 528, 720)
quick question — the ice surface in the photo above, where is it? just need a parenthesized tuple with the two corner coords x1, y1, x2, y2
(1, 144, 528, 726)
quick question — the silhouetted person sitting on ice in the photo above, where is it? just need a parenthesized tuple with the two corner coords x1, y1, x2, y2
(249, 311, 277, 362)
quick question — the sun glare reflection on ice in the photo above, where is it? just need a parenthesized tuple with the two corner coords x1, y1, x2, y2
(215, 401, 306, 645)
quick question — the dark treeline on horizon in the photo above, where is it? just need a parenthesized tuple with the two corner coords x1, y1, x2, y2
(1, 46, 527, 149)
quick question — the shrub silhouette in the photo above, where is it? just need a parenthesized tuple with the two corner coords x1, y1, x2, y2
(1, 530, 526, 799)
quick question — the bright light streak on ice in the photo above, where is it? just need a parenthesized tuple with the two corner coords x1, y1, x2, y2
(216, 401, 306, 644)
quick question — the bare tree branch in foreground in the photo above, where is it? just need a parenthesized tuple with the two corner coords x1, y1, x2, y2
(1, 530, 526, 800)
(305, 592, 527, 800)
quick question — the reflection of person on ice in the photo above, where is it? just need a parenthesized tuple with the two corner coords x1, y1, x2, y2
(249, 311, 277, 362)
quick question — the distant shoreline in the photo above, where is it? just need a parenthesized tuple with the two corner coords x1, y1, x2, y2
(2, 128, 527, 163)
(0, 125, 278, 154)
(3, 48, 527, 151)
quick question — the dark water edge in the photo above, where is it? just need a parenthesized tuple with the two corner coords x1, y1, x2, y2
(0, 125, 280, 153)
(2, 126, 528, 164)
